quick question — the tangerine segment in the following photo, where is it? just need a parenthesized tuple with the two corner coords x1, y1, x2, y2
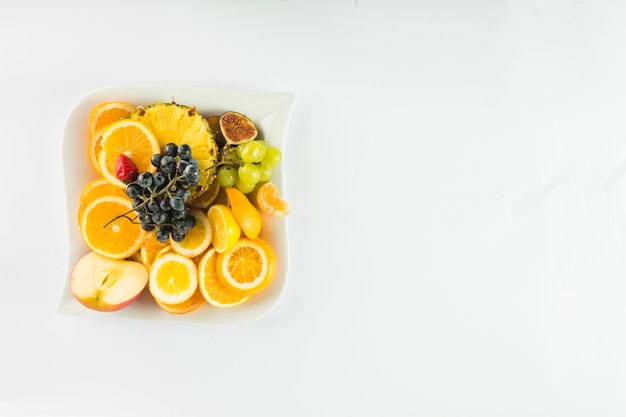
(225, 187, 262, 239)
(149, 252, 198, 305)
(216, 237, 276, 295)
(98, 119, 160, 188)
(155, 287, 205, 314)
(89, 101, 136, 137)
(207, 204, 241, 254)
(80, 196, 146, 259)
(255, 182, 290, 218)
(169, 209, 212, 258)
(198, 248, 251, 308)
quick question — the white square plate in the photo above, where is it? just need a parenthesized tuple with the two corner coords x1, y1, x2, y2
(58, 85, 295, 323)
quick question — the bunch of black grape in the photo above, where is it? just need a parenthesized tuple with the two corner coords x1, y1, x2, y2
(124, 143, 201, 243)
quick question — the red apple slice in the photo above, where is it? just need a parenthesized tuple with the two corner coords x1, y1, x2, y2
(71, 252, 148, 312)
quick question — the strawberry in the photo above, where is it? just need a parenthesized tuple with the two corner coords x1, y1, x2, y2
(115, 154, 139, 183)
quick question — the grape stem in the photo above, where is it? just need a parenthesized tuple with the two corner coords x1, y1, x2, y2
(102, 174, 182, 229)
(103, 145, 240, 229)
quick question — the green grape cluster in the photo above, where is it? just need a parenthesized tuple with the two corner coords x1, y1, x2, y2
(215, 140, 282, 194)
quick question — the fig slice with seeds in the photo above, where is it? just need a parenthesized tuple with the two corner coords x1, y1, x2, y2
(219, 111, 258, 145)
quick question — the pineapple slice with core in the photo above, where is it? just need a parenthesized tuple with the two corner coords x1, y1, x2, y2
(131, 100, 218, 195)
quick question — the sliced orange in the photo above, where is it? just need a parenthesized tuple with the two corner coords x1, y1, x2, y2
(77, 178, 127, 222)
(155, 287, 205, 314)
(89, 101, 136, 137)
(149, 252, 198, 305)
(98, 119, 160, 188)
(189, 179, 221, 209)
(169, 209, 212, 258)
(255, 182, 290, 217)
(87, 126, 106, 175)
(88, 102, 136, 174)
(139, 233, 170, 268)
(216, 237, 276, 295)
(225, 186, 262, 239)
(207, 204, 241, 254)
(80, 178, 126, 202)
(80, 196, 146, 259)
(198, 248, 251, 307)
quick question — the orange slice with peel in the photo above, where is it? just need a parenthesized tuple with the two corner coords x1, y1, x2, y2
(207, 204, 241, 254)
(89, 101, 136, 137)
(77, 178, 127, 222)
(255, 182, 290, 217)
(98, 119, 160, 188)
(80, 178, 126, 203)
(88, 127, 106, 175)
(225, 186, 262, 239)
(154, 287, 205, 314)
(169, 209, 212, 258)
(189, 179, 220, 209)
(139, 233, 170, 269)
(149, 252, 198, 305)
(88, 102, 136, 174)
(216, 236, 276, 295)
(198, 248, 251, 307)
(80, 196, 146, 259)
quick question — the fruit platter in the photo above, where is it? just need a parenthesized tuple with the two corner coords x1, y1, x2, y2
(58, 86, 295, 323)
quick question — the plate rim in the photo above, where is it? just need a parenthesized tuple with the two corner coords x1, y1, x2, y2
(58, 84, 295, 324)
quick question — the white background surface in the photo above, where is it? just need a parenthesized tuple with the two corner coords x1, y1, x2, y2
(2, 0, 626, 415)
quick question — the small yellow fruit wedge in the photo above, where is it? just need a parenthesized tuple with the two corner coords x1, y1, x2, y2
(225, 186, 262, 239)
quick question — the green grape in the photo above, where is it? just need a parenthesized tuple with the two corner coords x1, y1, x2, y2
(235, 177, 256, 194)
(238, 162, 261, 184)
(239, 140, 266, 163)
(260, 146, 282, 169)
(259, 165, 273, 182)
(217, 166, 237, 187)
(223, 148, 240, 164)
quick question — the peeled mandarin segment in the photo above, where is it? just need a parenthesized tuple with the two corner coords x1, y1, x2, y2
(256, 181, 290, 218)
(89, 101, 136, 137)
(80, 196, 146, 259)
(98, 119, 160, 188)
(216, 237, 277, 295)
(169, 209, 212, 258)
(198, 248, 251, 308)
(224, 187, 262, 239)
(149, 252, 198, 305)
(207, 204, 241, 254)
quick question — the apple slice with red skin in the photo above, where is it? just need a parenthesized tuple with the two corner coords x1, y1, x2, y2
(71, 251, 148, 312)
